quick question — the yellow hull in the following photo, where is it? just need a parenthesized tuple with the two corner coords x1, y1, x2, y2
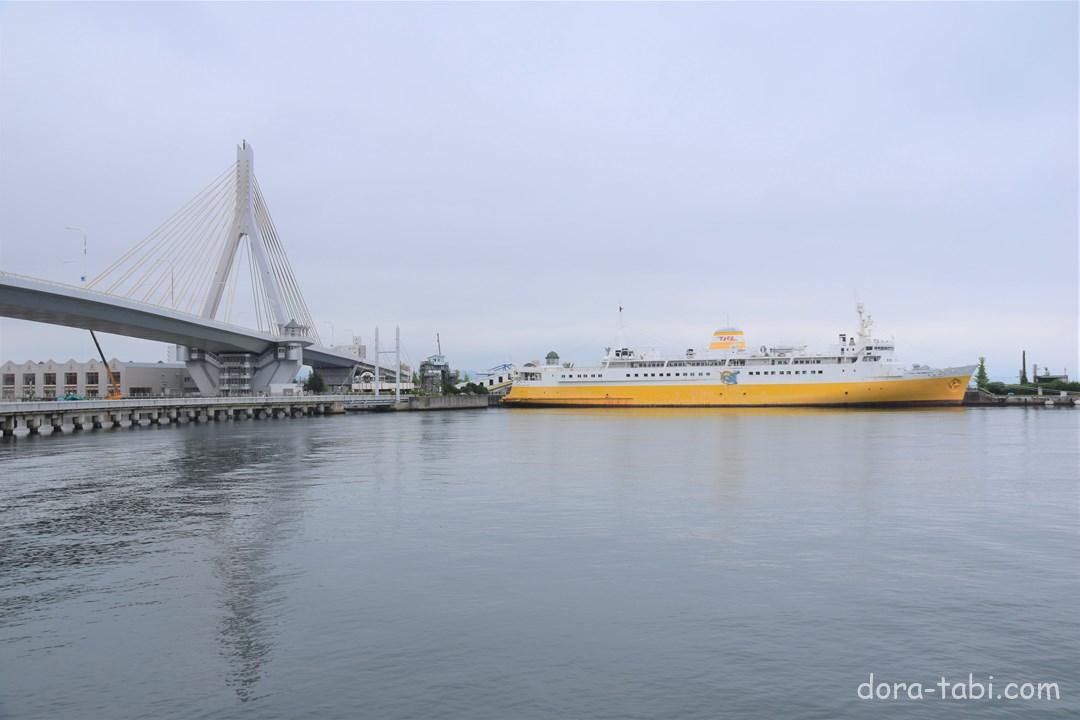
(504, 375, 970, 407)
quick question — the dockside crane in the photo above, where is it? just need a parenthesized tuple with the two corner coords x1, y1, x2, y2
(89, 331, 123, 400)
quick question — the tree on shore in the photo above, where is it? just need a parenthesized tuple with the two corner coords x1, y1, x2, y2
(304, 369, 326, 393)
(975, 357, 989, 389)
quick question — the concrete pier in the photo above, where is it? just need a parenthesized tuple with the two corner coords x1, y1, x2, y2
(0, 394, 482, 438)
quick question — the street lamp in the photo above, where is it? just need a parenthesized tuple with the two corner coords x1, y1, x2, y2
(64, 225, 87, 284)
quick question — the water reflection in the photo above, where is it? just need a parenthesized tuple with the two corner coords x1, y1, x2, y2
(0, 423, 324, 702)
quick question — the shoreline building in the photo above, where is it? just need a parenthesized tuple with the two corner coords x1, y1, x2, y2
(1, 359, 197, 400)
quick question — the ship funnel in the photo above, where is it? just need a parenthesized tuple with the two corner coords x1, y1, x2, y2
(709, 328, 746, 352)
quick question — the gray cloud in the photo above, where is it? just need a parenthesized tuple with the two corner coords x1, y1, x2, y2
(1, 2, 1076, 381)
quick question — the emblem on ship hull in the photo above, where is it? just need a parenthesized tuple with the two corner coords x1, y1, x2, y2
(720, 370, 739, 385)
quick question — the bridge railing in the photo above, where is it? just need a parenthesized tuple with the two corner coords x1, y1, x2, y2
(0, 394, 397, 414)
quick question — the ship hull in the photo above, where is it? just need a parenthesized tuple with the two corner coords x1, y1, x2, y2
(503, 371, 972, 408)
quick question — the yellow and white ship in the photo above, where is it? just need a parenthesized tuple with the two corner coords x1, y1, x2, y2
(504, 305, 975, 408)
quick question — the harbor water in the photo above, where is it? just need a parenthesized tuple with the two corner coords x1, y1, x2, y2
(1, 408, 1077, 719)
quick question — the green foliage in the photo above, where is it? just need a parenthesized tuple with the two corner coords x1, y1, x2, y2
(1038, 379, 1080, 392)
(304, 369, 326, 394)
(459, 382, 489, 395)
(975, 357, 989, 389)
(983, 382, 1056, 396)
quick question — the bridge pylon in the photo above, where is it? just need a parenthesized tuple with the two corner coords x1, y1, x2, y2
(179, 141, 312, 395)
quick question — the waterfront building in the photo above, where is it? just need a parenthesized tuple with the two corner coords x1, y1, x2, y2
(0, 359, 197, 400)
(419, 355, 451, 394)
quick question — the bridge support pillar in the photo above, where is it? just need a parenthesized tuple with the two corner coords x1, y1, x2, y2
(181, 343, 303, 397)
(180, 346, 223, 397)
(2, 417, 14, 437)
(252, 343, 304, 394)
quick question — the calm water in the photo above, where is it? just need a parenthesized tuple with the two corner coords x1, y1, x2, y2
(0, 408, 1077, 719)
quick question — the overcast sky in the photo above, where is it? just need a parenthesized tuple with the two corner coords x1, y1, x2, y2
(1, 2, 1076, 381)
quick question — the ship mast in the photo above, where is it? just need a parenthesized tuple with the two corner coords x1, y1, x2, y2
(856, 302, 873, 344)
(615, 305, 625, 352)
(606, 305, 625, 367)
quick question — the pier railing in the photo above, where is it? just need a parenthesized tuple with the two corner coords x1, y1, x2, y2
(0, 394, 396, 414)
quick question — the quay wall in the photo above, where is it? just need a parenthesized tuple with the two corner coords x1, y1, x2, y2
(964, 389, 1076, 407)
(394, 395, 494, 411)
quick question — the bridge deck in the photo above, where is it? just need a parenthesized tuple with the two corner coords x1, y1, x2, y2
(0, 272, 396, 377)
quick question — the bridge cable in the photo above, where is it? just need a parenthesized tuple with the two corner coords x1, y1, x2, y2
(129, 176, 234, 305)
(153, 183, 234, 310)
(88, 163, 235, 294)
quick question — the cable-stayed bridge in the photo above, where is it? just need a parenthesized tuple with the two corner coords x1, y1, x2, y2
(0, 142, 395, 396)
